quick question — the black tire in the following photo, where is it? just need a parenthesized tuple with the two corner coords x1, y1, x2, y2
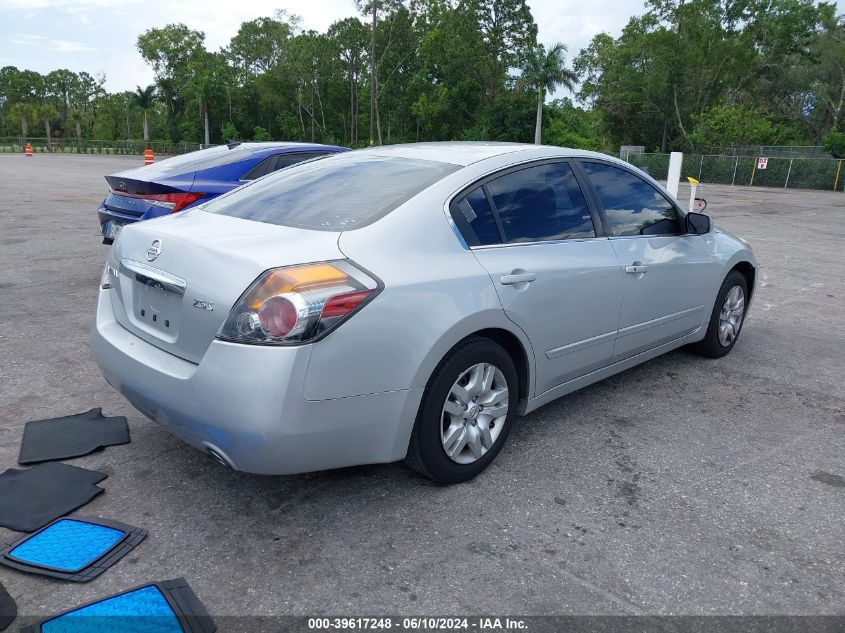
(405, 336, 518, 484)
(688, 270, 748, 358)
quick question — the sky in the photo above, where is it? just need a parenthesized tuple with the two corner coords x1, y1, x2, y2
(0, 0, 651, 93)
(0, 0, 842, 94)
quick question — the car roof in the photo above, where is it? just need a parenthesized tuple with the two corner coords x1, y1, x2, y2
(346, 142, 620, 166)
(235, 142, 346, 153)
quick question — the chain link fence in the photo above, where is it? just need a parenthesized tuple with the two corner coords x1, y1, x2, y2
(625, 153, 844, 192)
(0, 137, 210, 156)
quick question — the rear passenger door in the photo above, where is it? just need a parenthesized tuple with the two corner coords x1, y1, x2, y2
(579, 160, 716, 360)
(451, 160, 623, 395)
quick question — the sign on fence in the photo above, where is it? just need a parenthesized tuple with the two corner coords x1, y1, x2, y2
(757, 157, 769, 170)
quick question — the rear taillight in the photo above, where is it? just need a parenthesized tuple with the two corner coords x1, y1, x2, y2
(217, 261, 381, 346)
(111, 190, 204, 212)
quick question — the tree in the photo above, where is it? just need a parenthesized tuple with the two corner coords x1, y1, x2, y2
(467, 0, 537, 111)
(188, 52, 228, 145)
(69, 108, 84, 148)
(329, 18, 369, 145)
(688, 104, 780, 149)
(131, 85, 157, 142)
(10, 102, 34, 141)
(35, 103, 58, 151)
(355, 0, 384, 145)
(823, 129, 845, 158)
(137, 24, 206, 142)
(226, 13, 299, 78)
(518, 42, 576, 144)
(221, 120, 239, 141)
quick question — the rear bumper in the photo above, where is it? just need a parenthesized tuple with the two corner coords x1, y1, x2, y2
(92, 287, 423, 475)
(97, 203, 169, 232)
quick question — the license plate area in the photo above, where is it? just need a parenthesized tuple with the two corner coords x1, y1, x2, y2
(132, 282, 181, 340)
(103, 221, 123, 239)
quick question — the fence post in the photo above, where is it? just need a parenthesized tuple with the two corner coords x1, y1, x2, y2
(835, 160, 843, 192)
(784, 159, 793, 189)
(698, 155, 704, 181)
(667, 152, 683, 197)
(732, 156, 739, 186)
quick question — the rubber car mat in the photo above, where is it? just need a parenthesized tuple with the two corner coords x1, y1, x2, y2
(0, 580, 15, 632)
(0, 516, 146, 582)
(18, 407, 129, 465)
(20, 578, 216, 633)
(0, 463, 107, 532)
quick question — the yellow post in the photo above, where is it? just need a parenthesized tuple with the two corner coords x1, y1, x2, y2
(750, 159, 757, 186)
(835, 159, 843, 192)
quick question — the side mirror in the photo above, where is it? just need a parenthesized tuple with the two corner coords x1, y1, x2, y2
(686, 212, 711, 235)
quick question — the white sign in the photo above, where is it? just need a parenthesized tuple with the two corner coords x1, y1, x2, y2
(757, 157, 769, 170)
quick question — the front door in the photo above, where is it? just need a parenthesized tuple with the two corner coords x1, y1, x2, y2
(579, 160, 717, 360)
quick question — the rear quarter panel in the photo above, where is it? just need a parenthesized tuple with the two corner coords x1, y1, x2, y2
(302, 168, 537, 403)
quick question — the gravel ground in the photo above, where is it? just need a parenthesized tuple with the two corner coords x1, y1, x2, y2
(0, 154, 843, 627)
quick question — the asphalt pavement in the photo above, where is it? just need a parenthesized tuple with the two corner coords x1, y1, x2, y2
(0, 154, 842, 625)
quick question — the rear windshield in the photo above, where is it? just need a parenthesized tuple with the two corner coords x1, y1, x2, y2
(132, 145, 258, 177)
(202, 153, 460, 230)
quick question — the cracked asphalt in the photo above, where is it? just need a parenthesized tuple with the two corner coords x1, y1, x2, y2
(0, 154, 843, 626)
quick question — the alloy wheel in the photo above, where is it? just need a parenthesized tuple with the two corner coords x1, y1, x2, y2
(718, 285, 745, 347)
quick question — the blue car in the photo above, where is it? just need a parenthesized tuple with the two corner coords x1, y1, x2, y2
(98, 142, 348, 243)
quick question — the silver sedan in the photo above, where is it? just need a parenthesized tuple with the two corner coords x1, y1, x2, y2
(93, 142, 756, 484)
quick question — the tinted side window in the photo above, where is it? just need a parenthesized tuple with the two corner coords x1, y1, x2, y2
(582, 162, 681, 237)
(485, 162, 595, 243)
(450, 187, 501, 246)
(271, 152, 330, 172)
(241, 156, 276, 180)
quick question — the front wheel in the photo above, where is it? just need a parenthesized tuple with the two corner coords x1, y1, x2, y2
(689, 270, 748, 358)
(405, 337, 517, 484)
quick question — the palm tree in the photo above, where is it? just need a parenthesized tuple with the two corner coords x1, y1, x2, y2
(519, 43, 577, 144)
(69, 108, 84, 151)
(10, 102, 33, 142)
(35, 104, 59, 152)
(131, 85, 157, 143)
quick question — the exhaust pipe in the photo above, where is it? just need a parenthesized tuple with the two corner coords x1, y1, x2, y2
(204, 443, 235, 469)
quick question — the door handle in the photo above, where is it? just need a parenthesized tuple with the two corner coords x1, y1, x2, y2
(501, 272, 536, 285)
(624, 264, 648, 274)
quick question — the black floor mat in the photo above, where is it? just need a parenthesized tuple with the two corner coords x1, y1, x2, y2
(0, 580, 15, 632)
(0, 463, 107, 532)
(18, 408, 129, 465)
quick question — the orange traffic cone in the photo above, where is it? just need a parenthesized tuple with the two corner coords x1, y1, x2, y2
(24, 143, 32, 157)
(144, 148, 154, 165)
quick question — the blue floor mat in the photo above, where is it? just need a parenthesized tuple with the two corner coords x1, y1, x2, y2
(21, 578, 215, 633)
(1, 516, 146, 582)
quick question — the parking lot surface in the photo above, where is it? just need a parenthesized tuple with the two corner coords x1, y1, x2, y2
(0, 154, 843, 622)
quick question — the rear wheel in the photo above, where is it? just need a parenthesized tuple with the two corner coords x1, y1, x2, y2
(406, 337, 517, 484)
(689, 270, 748, 358)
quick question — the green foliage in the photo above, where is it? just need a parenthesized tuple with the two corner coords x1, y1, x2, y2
(252, 126, 271, 141)
(689, 105, 780, 149)
(543, 98, 607, 151)
(575, 0, 844, 151)
(221, 121, 239, 141)
(823, 130, 845, 158)
(1, 1, 842, 152)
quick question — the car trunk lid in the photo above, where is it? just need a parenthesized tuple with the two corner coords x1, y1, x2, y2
(108, 209, 342, 363)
